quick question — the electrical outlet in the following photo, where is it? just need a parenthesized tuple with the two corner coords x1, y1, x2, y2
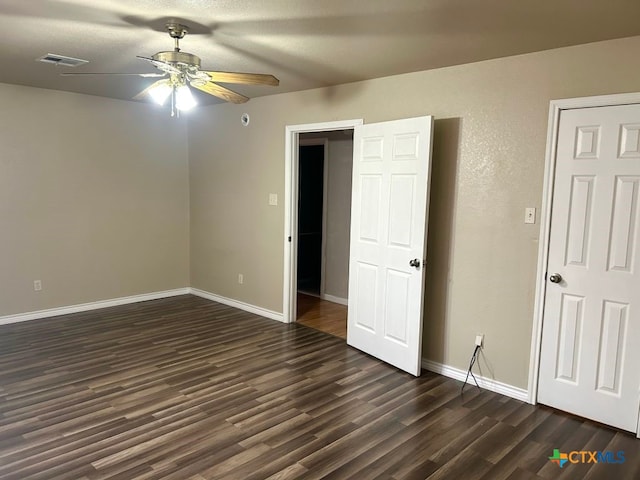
(33, 280, 42, 291)
(238, 274, 244, 285)
(525, 207, 536, 224)
(475, 334, 484, 347)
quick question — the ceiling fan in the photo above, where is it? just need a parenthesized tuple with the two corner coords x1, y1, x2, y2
(62, 23, 279, 116)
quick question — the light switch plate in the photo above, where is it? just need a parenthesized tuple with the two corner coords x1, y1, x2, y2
(269, 193, 278, 206)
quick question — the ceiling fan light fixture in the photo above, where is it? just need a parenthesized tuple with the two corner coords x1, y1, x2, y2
(175, 84, 197, 111)
(148, 81, 172, 105)
(60, 22, 278, 114)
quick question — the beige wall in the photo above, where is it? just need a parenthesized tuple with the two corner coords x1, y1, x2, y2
(0, 84, 190, 316)
(324, 138, 353, 300)
(188, 35, 640, 389)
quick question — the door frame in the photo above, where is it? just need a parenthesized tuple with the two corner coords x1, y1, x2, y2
(528, 92, 640, 413)
(283, 119, 363, 323)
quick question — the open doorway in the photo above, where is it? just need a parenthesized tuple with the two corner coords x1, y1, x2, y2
(296, 139, 327, 296)
(286, 125, 358, 339)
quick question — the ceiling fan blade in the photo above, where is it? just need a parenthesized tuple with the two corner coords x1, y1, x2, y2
(133, 79, 169, 101)
(136, 56, 182, 75)
(191, 81, 249, 104)
(60, 72, 166, 78)
(203, 71, 279, 86)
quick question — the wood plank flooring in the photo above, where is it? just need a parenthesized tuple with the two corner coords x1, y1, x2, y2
(0, 295, 638, 479)
(296, 293, 347, 339)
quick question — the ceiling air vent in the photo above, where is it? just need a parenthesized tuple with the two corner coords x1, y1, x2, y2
(36, 54, 89, 67)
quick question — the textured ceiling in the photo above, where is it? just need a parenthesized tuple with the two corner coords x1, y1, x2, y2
(2, 0, 640, 106)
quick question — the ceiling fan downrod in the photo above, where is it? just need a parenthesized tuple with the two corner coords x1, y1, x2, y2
(166, 23, 188, 52)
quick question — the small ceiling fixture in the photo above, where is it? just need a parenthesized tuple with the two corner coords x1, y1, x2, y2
(61, 23, 279, 117)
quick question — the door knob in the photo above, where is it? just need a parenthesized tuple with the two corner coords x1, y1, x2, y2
(549, 273, 562, 283)
(409, 259, 421, 269)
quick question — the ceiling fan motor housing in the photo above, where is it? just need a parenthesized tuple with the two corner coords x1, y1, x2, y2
(152, 51, 201, 68)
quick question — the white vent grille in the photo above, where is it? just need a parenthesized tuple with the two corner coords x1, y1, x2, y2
(37, 54, 89, 67)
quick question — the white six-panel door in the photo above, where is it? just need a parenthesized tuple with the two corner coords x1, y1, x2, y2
(538, 104, 640, 432)
(347, 116, 433, 376)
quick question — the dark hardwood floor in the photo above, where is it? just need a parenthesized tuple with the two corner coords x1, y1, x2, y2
(0, 295, 637, 479)
(296, 293, 347, 340)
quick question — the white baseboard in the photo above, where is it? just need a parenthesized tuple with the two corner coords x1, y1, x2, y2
(422, 359, 530, 403)
(0, 288, 191, 325)
(321, 294, 348, 306)
(0, 287, 285, 326)
(190, 288, 284, 323)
